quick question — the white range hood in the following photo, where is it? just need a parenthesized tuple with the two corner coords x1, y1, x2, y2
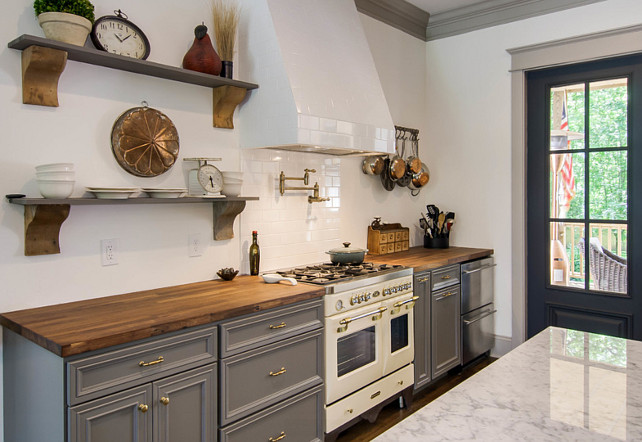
(237, 0, 395, 156)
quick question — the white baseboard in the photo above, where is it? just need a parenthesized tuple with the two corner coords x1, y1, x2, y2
(491, 334, 513, 358)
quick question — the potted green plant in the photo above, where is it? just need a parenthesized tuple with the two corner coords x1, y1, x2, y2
(34, 0, 95, 46)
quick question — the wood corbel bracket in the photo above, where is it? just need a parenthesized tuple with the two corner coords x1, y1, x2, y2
(212, 200, 246, 240)
(23, 204, 70, 256)
(21, 45, 68, 107)
(212, 85, 248, 129)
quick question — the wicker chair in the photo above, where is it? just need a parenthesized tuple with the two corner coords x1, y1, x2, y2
(581, 237, 627, 293)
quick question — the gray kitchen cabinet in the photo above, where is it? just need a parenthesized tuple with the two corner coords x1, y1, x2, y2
(3, 324, 218, 442)
(412, 270, 432, 390)
(70, 364, 217, 442)
(431, 284, 461, 378)
(69, 384, 153, 442)
(218, 298, 324, 440)
(413, 264, 462, 390)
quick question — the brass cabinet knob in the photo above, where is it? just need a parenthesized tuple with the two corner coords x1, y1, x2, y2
(160, 396, 170, 406)
(138, 404, 149, 413)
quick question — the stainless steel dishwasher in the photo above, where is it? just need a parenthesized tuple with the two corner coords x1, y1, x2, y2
(460, 256, 496, 365)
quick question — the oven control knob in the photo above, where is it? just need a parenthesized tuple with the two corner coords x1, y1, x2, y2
(373, 290, 380, 297)
(365, 293, 371, 301)
(350, 296, 357, 305)
(392, 287, 398, 293)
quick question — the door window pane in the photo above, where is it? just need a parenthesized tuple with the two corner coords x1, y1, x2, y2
(550, 152, 585, 219)
(589, 150, 628, 220)
(550, 84, 585, 150)
(551, 222, 585, 288)
(589, 79, 628, 149)
(337, 326, 376, 377)
(588, 224, 628, 294)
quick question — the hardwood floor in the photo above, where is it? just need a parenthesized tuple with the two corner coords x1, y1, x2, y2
(335, 357, 495, 441)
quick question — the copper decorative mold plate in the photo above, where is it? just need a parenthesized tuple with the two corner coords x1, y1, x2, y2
(111, 105, 180, 177)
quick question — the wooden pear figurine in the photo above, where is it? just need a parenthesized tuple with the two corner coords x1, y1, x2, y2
(182, 24, 222, 75)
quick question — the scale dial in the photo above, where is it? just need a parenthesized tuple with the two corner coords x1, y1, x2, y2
(197, 164, 223, 194)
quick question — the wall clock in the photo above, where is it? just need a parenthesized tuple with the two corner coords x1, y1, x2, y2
(91, 9, 151, 60)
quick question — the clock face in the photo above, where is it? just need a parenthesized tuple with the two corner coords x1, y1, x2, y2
(91, 15, 150, 60)
(197, 164, 223, 194)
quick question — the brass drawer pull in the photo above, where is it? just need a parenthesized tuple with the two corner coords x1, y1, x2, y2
(269, 367, 287, 377)
(138, 404, 149, 413)
(269, 322, 287, 329)
(434, 292, 455, 301)
(269, 431, 286, 441)
(160, 396, 170, 406)
(139, 356, 164, 367)
(441, 275, 452, 280)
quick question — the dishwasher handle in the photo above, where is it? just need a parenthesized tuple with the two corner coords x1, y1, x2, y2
(463, 309, 497, 325)
(462, 264, 497, 275)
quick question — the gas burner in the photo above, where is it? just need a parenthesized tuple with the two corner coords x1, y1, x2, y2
(275, 262, 407, 286)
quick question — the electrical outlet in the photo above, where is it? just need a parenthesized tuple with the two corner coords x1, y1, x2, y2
(101, 239, 118, 266)
(188, 233, 204, 257)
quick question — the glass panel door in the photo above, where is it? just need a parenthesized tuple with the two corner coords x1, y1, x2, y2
(548, 78, 629, 294)
(337, 326, 376, 377)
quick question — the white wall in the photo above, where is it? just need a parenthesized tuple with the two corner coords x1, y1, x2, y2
(423, 0, 642, 340)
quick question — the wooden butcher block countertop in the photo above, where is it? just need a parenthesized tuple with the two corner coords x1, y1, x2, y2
(0, 276, 325, 357)
(367, 246, 494, 273)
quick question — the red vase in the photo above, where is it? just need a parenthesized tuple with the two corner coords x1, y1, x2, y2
(182, 24, 222, 76)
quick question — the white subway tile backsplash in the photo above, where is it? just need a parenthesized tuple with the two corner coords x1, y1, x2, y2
(240, 149, 341, 271)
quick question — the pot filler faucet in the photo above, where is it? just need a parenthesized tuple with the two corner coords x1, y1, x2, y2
(279, 169, 330, 204)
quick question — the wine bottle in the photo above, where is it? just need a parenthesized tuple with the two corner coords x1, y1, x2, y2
(249, 231, 260, 275)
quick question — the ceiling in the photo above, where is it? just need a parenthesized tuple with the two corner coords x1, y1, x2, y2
(404, 0, 488, 15)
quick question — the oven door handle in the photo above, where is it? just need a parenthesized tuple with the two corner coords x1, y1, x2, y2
(337, 306, 387, 333)
(463, 309, 497, 325)
(391, 296, 419, 314)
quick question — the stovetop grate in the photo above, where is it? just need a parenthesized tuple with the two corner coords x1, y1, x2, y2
(276, 262, 404, 285)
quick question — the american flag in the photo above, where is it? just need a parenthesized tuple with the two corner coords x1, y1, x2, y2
(560, 95, 575, 212)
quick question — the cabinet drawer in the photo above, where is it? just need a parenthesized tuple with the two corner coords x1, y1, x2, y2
(386, 232, 396, 243)
(431, 264, 460, 291)
(219, 385, 323, 442)
(219, 299, 323, 357)
(67, 325, 217, 406)
(220, 329, 323, 425)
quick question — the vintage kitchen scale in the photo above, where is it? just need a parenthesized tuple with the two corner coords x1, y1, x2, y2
(183, 157, 224, 197)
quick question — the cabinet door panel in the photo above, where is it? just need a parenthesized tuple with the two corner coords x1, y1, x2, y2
(219, 386, 323, 442)
(220, 329, 323, 425)
(153, 363, 217, 442)
(69, 385, 152, 442)
(413, 271, 431, 390)
(431, 285, 461, 378)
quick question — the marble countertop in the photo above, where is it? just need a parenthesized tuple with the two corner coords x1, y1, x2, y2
(375, 327, 642, 441)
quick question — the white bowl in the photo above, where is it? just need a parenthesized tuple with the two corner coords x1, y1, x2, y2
(36, 171, 75, 181)
(38, 179, 74, 199)
(35, 163, 74, 172)
(222, 171, 243, 180)
(223, 178, 242, 184)
(221, 182, 242, 197)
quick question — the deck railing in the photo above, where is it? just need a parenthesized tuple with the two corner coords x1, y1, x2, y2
(562, 222, 628, 280)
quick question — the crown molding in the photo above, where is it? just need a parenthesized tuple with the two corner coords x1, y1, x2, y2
(426, 0, 606, 41)
(355, 0, 430, 41)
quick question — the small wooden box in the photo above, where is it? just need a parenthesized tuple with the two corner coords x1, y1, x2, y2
(367, 225, 410, 255)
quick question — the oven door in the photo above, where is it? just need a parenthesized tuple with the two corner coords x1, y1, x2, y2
(325, 302, 387, 404)
(382, 293, 417, 375)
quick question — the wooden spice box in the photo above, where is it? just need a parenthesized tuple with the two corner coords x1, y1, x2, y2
(367, 224, 410, 255)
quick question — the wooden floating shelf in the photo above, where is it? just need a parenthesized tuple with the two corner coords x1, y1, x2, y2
(8, 196, 259, 256)
(8, 34, 259, 127)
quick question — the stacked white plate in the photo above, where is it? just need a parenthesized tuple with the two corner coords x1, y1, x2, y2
(35, 163, 75, 199)
(222, 171, 243, 197)
(86, 187, 139, 199)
